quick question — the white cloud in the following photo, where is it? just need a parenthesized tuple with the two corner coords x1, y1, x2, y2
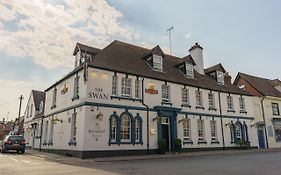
(0, 0, 137, 69)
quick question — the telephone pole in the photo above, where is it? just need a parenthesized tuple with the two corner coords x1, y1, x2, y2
(166, 26, 174, 55)
(17, 95, 23, 133)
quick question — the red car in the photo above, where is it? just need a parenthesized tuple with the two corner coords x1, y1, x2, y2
(0, 135, 26, 154)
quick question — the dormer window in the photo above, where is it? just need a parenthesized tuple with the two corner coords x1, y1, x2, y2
(217, 71, 224, 85)
(153, 55, 163, 71)
(186, 63, 194, 79)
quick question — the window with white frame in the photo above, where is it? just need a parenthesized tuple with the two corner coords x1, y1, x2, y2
(30, 104, 33, 117)
(186, 63, 194, 79)
(26, 106, 29, 118)
(197, 119, 205, 141)
(227, 96, 234, 110)
(52, 88, 57, 108)
(70, 112, 77, 142)
(135, 117, 140, 142)
(112, 75, 118, 95)
(135, 79, 141, 98)
(217, 71, 224, 85)
(196, 90, 203, 107)
(49, 116, 54, 144)
(272, 103, 280, 115)
(210, 120, 217, 141)
(181, 88, 190, 105)
(183, 118, 191, 141)
(121, 77, 132, 97)
(161, 84, 170, 102)
(239, 97, 246, 111)
(273, 122, 281, 142)
(110, 117, 117, 142)
(75, 51, 80, 68)
(208, 93, 215, 108)
(39, 101, 44, 113)
(44, 120, 49, 143)
(236, 123, 242, 140)
(153, 55, 163, 71)
(73, 76, 79, 99)
(120, 114, 131, 141)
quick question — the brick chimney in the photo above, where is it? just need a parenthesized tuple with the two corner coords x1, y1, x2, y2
(224, 72, 232, 84)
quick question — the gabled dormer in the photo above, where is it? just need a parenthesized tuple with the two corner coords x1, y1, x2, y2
(177, 55, 196, 79)
(144, 45, 165, 72)
(205, 63, 227, 85)
(73, 43, 101, 68)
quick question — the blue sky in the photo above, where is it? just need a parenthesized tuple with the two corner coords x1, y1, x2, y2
(0, 0, 280, 120)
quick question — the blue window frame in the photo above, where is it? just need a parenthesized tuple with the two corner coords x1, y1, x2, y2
(109, 111, 143, 145)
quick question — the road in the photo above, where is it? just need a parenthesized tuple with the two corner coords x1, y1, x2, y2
(0, 150, 281, 175)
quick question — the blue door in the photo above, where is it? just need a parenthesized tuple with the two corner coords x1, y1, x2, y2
(258, 128, 266, 149)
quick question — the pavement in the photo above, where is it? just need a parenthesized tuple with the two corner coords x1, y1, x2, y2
(2, 148, 281, 175)
(25, 148, 280, 162)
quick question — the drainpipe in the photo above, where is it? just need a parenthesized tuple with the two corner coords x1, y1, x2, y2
(39, 117, 44, 151)
(218, 92, 225, 150)
(261, 96, 269, 149)
(141, 77, 150, 155)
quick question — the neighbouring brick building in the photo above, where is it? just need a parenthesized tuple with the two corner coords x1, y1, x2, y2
(234, 73, 281, 149)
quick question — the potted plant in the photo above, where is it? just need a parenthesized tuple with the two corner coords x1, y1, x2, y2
(158, 138, 167, 154)
(235, 140, 249, 149)
(174, 138, 182, 153)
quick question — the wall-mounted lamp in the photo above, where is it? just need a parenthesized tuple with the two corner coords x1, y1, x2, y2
(153, 117, 158, 122)
(96, 111, 104, 121)
(225, 122, 232, 126)
(53, 117, 63, 124)
(250, 123, 258, 128)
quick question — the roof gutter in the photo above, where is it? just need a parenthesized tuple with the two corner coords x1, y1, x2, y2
(261, 96, 269, 149)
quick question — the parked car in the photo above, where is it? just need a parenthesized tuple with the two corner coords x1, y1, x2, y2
(0, 135, 26, 154)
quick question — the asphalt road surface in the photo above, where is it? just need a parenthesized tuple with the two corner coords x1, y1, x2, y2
(0, 150, 281, 175)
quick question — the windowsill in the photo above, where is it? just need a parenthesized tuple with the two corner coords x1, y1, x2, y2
(273, 114, 280, 116)
(51, 105, 56, 109)
(68, 140, 77, 146)
(196, 106, 205, 110)
(208, 107, 217, 111)
(72, 95, 79, 101)
(183, 140, 193, 145)
(240, 110, 248, 114)
(161, 101, 172, 106)
(181, 104, 191, 108)
(211, 140, 220, 144)
(110, 95, 142, 102)
(198, 140, 207, 145)
(227, 109, 236, 113)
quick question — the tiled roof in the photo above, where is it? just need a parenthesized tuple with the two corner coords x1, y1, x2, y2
(88, 40, 250, 95)
(235, 73, 281, 98)
(32, 90, 45, 110)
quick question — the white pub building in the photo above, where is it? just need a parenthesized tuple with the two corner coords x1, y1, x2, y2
(28, 41, 259, 158)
